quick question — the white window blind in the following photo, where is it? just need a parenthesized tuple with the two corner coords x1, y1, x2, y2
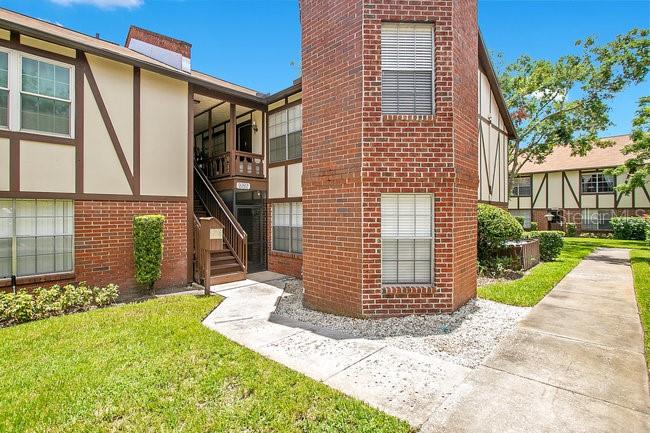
(381, 22, 434, 115)
(269, 104, 302, 163)
(272, 202, 302, 254)
(381, 194, 433, 284)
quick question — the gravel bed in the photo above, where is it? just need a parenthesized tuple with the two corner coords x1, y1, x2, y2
(272, 280, 530, 368)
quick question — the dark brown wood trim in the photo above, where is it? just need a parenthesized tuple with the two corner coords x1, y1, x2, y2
(490, 133, 500, 197)
(563, 172, 579, 207)
(641, 184, 650, 204)
(0, 35, 77, 65)
(532, 174, 546, 208)
(193, 85, 266, 112)
(478, 115, 510, 136)
(479, 126, 492, 194)
(187, 84, 194, 283)
(268, 158, 303, 169)
(193, 108, 258, 138)
(9, 137, 19, 192)
(267, 197, 303, 204)
(0, 271, 76, 289)
(194, 100, 227, 119)
(133, 67, 141, 196)
(75, 51, 84, 194)
(0, 191, 188, 201)
(83, 52, 135, 194)
(545, 173, 549, 208)
(0, 129, 75, 146)
(268, 98, 302, 115)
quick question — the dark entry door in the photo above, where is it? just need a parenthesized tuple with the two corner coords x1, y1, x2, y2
(236, 205, 266, 273)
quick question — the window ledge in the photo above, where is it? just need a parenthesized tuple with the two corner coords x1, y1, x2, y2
(382, 285, 436, 296)
(269, 250, 302, 259)
(382, 114, 436, 123)
(0, 271, 76, 289)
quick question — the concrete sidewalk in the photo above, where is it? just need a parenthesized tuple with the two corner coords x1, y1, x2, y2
(202, 274, 471, 426)
(422, 248, 650, 433)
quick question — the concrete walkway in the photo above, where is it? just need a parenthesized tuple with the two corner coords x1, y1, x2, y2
(203, 249, 650, 432)
(422, 248, 650, 432)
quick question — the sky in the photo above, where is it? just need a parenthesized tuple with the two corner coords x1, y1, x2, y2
(2, 0, 648, 136)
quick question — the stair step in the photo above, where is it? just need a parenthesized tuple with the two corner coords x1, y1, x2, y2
(211, 255, 238, 264)
(211, 263, 243, 274)
(209, 271, 246, 285)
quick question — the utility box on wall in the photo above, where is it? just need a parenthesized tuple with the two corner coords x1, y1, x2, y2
(199, 217, 224, 251)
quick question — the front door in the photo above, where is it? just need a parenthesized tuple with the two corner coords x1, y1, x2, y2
(236, 205, 266, 273)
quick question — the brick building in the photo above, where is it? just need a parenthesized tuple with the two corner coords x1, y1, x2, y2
(2, 3, 515, 316)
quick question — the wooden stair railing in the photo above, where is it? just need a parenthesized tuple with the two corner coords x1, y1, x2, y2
(194, 165, 248, 282)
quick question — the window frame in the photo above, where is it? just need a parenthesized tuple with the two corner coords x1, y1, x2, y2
(380, 22, 435, 116)
(0, 48, 75, 138)
(380, 193, 434, 286)
(510, 176, 532, 197)
(0, 48, 9, 130)
(580, 171, 615, 195)
(268, 103, 302, 164)
(509, 209, 532, 229)
(0, 198, 75, 280)
(271, 201, 303, 255)
(581, 208, 615, 231)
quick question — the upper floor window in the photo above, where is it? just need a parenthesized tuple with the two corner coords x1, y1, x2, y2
(269, 104, 302, 163)
(0, 52, 8, 128)
(511, 176, 532, 197)
(581, 172, 614, 194)
(381, 22, 434, 115)
(0, 48, 74, 137)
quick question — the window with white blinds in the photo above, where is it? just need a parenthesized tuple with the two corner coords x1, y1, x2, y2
(269, 104, 302, 163)
(272, 202, 302, 254)
(381, 194, 433, 285)
(381, 22, 434, 115)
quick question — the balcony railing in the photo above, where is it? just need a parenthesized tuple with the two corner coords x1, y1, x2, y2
(198, 151, 264, 180)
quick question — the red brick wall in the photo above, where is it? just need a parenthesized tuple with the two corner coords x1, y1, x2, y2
(266, 202, 303, 279)
(2, 200, 189, 298)
(301, 0, 479, 317)
(301, 0, 365, 317)
(126, 26, 191, 58)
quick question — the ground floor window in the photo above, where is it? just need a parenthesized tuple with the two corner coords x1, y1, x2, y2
(581, 208, 614, 231)
(509, 209, 532, 229)
(0, 199, 74, 279)
(272, 202, 302, 254)
(381, 194, 433, 285)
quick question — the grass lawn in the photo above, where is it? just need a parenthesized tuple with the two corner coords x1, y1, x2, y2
(0, 295, 411, 433)
(479, 237, 650, 370)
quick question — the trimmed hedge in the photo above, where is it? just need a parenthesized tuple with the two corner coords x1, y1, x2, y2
(514, 216, 525, 229)
(647, 217, 650, 246)
(477, 204, 524, 261)
(524, 230, 564, 261)
(0, 283, 118, 326)
(610, 217, 649, 240)
(566, 223, 578, 237)
(133, 215, 165, 291)
(530, 221, 538, 231)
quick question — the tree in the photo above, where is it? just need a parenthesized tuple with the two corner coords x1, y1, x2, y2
(499, 29, 649, 182)
(607, 96, 650, 194)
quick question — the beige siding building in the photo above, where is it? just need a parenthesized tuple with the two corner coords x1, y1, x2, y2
(509, 135, 650, 231)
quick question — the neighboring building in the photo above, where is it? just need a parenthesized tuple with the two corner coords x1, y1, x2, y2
(1, 1, 514, 317)
(508, 135, 650, 232)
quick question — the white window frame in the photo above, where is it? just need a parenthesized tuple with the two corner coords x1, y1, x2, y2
(580, 171, 615, 194)
(268, 104, 302, 163)
(381, 22, 435, 115)
(509, 209, 532, 229)
(0, 48, 75, 138)
(381, 193, 434, 286)
(581, 208, 614, 231)
(0, 48, 9, 130)
(271, 201, 303, 254)
(511, 176, 532, 197)
(0, 198, 75, 279)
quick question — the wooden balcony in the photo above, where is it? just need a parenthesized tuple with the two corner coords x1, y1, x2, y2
(198, 151, 264, 180)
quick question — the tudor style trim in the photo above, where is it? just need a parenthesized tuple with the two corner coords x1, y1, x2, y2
(133, 66, 141, 196)
(82, 51, 136, 194)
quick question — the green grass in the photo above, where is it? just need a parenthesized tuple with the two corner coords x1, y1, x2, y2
(0, 295, 411, 433)
(630, 246, 650, 372)
(479, 236, 650, 371)
(478, 237, 648, 307)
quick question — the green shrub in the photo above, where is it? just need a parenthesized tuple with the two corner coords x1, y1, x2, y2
(566, 223, 578, 237)
(133, 215, 165, 291)
(524, 230, 564, 261)
(647, 217, 650, 246)
(514, 216, 525, 228)
(610, 217, 649, 240)
(530, 221, 538, 231)
(477, 204, 524, 261)
(0, 283, 119, 327)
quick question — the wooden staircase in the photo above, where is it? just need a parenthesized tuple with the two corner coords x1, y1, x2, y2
(193, 166, 247, 288)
